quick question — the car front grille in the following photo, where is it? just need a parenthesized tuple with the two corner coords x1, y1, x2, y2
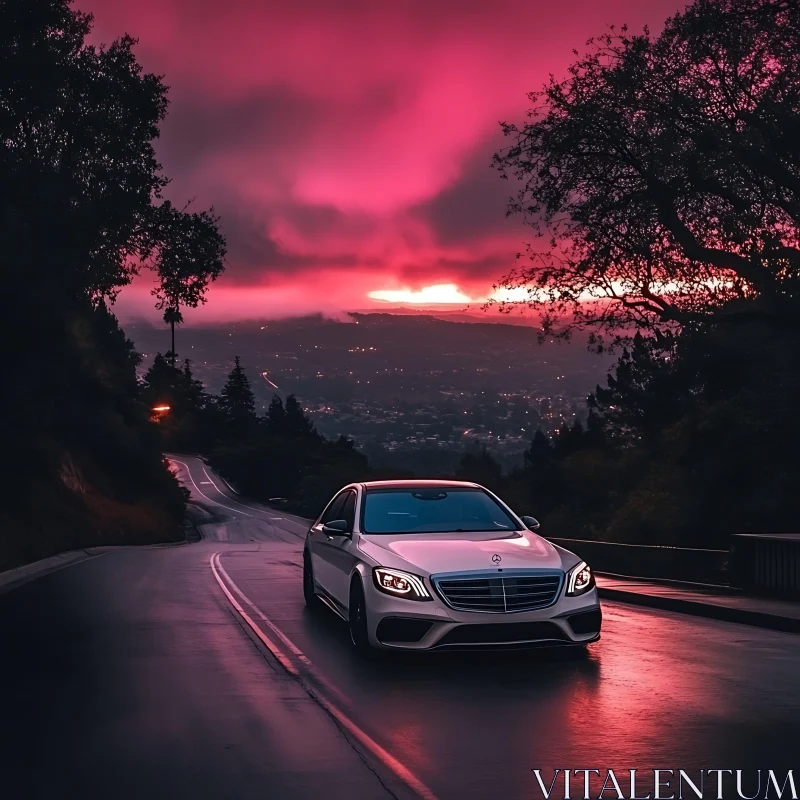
(433, 571, 563, 613)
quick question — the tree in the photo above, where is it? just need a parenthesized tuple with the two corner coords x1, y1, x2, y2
(524, 430, 553, 470)
(588, 332, 687, 445)
(151, 203, 226, 366)
(141, 353, 181, 411)
(553, 420, 586, 458)
(493, 0, 800, 341)
(0, 0, 225, 313)
(265, 395, 287, 433)
(180, 359, 208, 415)
(284, 395, 318, 439)
(0, 0, 224, 566)
(456, 448, 503, 490)
(218, 357, 256, 431)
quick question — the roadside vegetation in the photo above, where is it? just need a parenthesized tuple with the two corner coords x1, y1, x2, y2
(481, 0, 800, 548)
(0, 0, 225, 569)
(141, 356, 385, 518)
(468, 320, 800, 549)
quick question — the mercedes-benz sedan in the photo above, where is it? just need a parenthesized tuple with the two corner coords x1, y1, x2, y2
(303, 480, 601, 652)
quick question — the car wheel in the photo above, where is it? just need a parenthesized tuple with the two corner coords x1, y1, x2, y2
(348, 578, 372, 654)
(303, 551, 319, 609)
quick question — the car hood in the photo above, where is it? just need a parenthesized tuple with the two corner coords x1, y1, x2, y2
(357, 529, 563, 575)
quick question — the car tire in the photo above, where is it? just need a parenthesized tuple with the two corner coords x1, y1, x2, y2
(303, 551, 319, 609)
(348, 578, 372, 654)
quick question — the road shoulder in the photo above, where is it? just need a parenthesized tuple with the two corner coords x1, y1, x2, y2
(597, 575, 800, 633)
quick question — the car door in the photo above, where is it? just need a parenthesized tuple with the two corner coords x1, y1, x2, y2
(308, 491, 348, 602)
(324, 490, 361, 606)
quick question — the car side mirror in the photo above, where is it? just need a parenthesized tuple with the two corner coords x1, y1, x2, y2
(521, 515, 541, 531)
(322, 519, 350, 536)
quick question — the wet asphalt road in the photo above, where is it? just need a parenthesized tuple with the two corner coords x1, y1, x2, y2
(1, 455, 798, 800)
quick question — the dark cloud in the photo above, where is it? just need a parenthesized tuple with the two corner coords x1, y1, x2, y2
(92, 0, 682, 318)
(413, 137, 516, 246)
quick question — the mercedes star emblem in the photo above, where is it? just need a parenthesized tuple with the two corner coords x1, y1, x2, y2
(491, 553, 502, 564)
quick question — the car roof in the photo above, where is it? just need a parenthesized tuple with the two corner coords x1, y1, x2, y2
(362, 479, 482, 491)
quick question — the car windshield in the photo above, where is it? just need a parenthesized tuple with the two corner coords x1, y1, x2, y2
(362, 487, 521, 534)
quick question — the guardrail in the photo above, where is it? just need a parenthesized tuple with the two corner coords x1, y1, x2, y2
(546, 537, 729, 586)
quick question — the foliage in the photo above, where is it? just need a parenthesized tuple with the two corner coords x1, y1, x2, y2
(0, 301, 187, 570)
(151, 203, 227, 319)
(499, 318, 800, 547)
(218, 356, 257, 434)
(140, 356, 221, 452)
(191, 367, 371, 517)
(493, 0, 800, 342)
(0, 0, 225, 567)
(0, 0, 226, 306)
(456, 448, 504, 491)
(483, 0, 800, 547)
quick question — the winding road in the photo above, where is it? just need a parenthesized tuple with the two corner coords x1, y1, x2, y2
(1, 455, 798, 799)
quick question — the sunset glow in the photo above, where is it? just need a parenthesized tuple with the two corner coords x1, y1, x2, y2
(368, 284, 474, 305)
(92, 0, 679, 322)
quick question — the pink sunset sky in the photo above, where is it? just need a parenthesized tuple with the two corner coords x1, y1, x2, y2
(90, 0, 683, 322)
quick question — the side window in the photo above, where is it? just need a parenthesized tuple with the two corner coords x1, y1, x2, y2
(340, 491, 356, 533)
(321, 493, 347, 524)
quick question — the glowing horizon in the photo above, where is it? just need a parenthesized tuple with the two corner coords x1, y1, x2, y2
(367, 284, 538, 306)
(368, 284, 474, 304)
(94, 0, 679, 322)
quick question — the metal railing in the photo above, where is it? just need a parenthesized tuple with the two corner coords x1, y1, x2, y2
(547, 537, 729, 586)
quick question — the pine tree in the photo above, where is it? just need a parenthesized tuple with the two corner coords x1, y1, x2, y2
(141, 353, 181, 410)
(284, 395, 317, 438)
(589, 331, 681, 445)
(180, 359, 207, 414)
(265, 395, 287, 433)
(524, 430, 553, 470)
(554, 420, 585, 458)
(456, 447, 502, 490)
(219, 357, 256, 428)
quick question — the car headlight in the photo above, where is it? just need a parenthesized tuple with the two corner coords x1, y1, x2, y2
(566, 561, 595, 596)
(373, 568, 432, 601)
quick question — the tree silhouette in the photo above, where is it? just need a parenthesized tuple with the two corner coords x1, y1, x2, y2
(0, 0, 225, 565)
(219, 357, 256, 431)
(494, 0, 800, 339)
(0, 0, 225, 311)
(456, 448, 503, 490)
(180, 359, 208, 415)
(163, 308, 182, 368)
(524, 430, 553, 470)
(265, 395, 287, 433)
(151, 202, 226, 367)
(285, 395, 318, 438)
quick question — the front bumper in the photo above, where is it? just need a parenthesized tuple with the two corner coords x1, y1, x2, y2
(364, 579, 602, 650)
